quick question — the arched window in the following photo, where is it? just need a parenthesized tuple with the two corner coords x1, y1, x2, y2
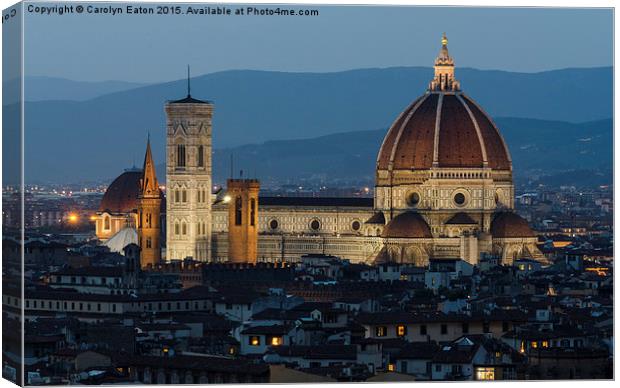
(174, 223, 180, 235)
(104, 216, 110, 230)
(198, 145, 204, 167)
(235, 196, 242, 225)
(177, 144, 186, 167)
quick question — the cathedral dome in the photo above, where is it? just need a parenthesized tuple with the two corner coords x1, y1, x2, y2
(382, 212, 432, 239)
(376, 34, 511, 172)
(490, 212, 536, 238)
(98, 169, 142, 214)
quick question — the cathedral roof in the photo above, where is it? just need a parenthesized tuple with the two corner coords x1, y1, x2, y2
(365, 212, 386, 225)
(258, 197, 373, 208)
(104, 227, 138, 253)
(98, 170, 143, 214)
(382, 212, 432, 239)
(376, 35, 511, 172)
(490, 212, 536, 238)
(376, 92, 511, 171)
(445, 212, 477, 225)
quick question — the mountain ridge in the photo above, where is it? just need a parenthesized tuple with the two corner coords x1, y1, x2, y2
(3, 66, 612, 183)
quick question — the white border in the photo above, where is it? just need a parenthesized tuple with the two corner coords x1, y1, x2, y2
(0, 1, 616, 388)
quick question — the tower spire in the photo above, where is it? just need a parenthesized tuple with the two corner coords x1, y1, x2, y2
(187, 65, 191, 98)
(429, 33, 460, 92)
(140, 136, 159, 197)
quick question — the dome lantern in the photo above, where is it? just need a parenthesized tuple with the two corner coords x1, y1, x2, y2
(429, 33, 460, 92)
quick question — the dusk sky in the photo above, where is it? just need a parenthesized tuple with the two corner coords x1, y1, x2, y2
(22, 4, 613, 83)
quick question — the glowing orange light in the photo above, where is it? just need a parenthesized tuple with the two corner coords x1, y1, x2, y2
(68, 214, 78, 223)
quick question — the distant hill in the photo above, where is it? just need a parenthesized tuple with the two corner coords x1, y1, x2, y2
(210, 118, 613, 185)
(4, 66, 612, 183)
(3, 76, 146, 103)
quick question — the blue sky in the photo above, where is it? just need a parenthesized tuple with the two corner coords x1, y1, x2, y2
(23, 4, 613, 83)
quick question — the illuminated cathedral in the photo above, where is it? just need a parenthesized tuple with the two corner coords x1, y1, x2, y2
(94, 34, 544, 267)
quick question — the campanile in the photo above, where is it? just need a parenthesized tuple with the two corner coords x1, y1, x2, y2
(165, 73, 213, 261)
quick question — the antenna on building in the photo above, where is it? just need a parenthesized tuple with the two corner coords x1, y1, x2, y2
(187, 65, 191, 98)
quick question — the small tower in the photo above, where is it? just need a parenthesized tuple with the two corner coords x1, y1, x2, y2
(138, 138, 162, 268)
(227, 179, 260, 263)
(429, 33, 460, 91)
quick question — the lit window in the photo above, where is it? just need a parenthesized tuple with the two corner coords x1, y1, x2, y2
(476, 367, 495, 380)
(397, 325, 407, 337)
(541, 340, 549, 348)
(249, 336, 260, 346)
(270, 337, 282, 346)
(387, 363, 395, 372)
(531, 341, 538, 349)
(375, 326, 387, 337)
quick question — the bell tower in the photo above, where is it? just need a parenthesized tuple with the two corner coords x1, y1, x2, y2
(227, 179, 260, 263)
(165, 67, 213, 261)
(137, 137, 162, 267)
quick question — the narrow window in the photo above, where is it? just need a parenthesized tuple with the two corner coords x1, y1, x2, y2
(182, 223, 187, 235)
(146, 237, 152, 249)
(182, 190, 187, 202)
(235, 196, 243, 225)
(177, 144, 186, 167)
(250, 198, 256, 226)
(198, 145, 204, 167)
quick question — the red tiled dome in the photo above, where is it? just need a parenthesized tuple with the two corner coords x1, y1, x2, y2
(491, 212, 536, 238)
(376, 93, 511, 171)
(98, 170, 142, 214)
(382, 212, 432, 239)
